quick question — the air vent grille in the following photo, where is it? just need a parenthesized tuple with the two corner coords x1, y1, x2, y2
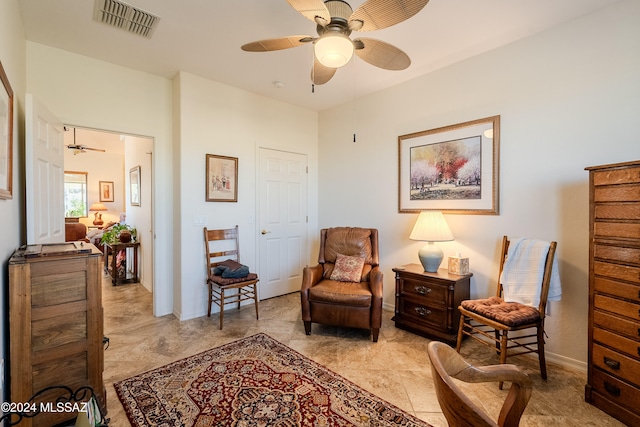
(94, 0, 160, 38)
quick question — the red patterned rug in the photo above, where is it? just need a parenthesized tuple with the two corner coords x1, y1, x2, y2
(114, 333, 433, 426)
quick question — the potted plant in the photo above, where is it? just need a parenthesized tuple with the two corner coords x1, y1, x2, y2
(100, 224, 137, 245)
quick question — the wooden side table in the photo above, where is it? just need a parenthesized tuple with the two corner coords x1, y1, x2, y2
(393, 263, 472, 345)
(104, 241, 140, 285)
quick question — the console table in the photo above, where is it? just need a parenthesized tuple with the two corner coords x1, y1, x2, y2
(393, 264, 472, 345)
(104, 241, 140, 285)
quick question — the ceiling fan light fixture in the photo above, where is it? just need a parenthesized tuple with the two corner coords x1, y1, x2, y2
(314, 33, 354, 68)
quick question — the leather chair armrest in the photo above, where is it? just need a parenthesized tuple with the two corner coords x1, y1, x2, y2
(369, 266, 384, 329)
(301, 264, 323, 292)
(301, 264, 323, 322)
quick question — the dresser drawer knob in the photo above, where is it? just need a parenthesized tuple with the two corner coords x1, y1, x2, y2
(604, 356, 620, 370)
(415, 286, 431, 295)
(415, 307, 431, 317)
(604, 381, 621, 397)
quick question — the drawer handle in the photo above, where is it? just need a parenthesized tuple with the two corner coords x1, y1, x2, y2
(415, 307, 431, 317)
(415, 286, 431, 295)
(604, 381, 621, 397)
(604, 356, 620, 370)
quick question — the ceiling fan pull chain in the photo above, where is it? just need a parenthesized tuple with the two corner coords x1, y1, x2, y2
(312, 83, 315, 93)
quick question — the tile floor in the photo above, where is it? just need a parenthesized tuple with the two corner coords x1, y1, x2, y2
(102, 280, 624, 427)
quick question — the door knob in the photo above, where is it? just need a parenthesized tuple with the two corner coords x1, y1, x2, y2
(261, 230, 271, 235)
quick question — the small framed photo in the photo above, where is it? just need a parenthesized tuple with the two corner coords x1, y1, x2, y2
(0, 61, 14, 200)
(206, 154, 238, 202)
(398, 115, 500, 215)
(130, 166, 141, 206)
(99, 181, 114, 202)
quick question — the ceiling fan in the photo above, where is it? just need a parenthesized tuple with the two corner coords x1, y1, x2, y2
(241, 0, 429, 85)
(65, 128, 106, 155)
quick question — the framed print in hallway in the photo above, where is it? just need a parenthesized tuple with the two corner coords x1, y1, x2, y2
(398, 115, 500, 215)
(99, 181, 114, 202)
(130, 166, 141, 206)
(206, 154, 238, 202)
(0, 61, 14, 200)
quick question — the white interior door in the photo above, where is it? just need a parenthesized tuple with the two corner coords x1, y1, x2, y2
(26, 94, 65, 244)
(258, 148, 308, 299)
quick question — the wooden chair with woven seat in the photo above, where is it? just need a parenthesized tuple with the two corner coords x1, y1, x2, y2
(456, 236, 558, 386)
(428, 341, 532, 427)
(204, 226, 259, 330)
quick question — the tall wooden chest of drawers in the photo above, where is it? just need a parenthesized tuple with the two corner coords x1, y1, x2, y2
(585, 160, 640, 426)
(9, 243, 105, 427)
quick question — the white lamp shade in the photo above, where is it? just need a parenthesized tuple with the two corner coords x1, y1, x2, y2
(314, 34, 354, 68)
(410, 211, 454, 272)
(409, 211, 454, 242)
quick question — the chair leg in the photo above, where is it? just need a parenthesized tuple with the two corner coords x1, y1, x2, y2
(219, 288, 225, 330)
(499, 331, 509, 390)
(253, 284, 259, 320)
(372, 328, 380, 343)
(304, 321, 311, 335)
(537, 326, 548, 380)
(495, 329, 502, 355)
(455, 316, 466, 352)
(237, 288, 241, 310)
(207, 283, 212, 317)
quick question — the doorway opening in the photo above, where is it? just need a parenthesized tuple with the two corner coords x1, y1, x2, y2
(63, 126, 154, 297)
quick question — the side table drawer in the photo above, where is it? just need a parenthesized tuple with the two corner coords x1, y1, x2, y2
(594, 294, 640, 320)
(397, 298, 447, 329)
(594, 310, 640, 341)
(593, 328, 640, 360)
(398, 277, 447, 307)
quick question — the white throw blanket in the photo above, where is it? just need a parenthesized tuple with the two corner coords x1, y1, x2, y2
(500, 237, 562, 307)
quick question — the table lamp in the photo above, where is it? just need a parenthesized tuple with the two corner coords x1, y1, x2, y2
(89, 202, 108, 226)
(409, 211, 454, 272)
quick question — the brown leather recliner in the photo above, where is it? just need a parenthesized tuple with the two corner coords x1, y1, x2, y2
(301, 227, 383, 342)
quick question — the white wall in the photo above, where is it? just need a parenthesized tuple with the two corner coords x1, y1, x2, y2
(26, 42, 174, 316)
(124, 135, 154, 292)
(318, 0, 640, 367)
(174, 72, 318, 320)
(0, 0, 26, 405)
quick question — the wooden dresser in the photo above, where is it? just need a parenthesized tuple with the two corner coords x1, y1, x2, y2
(9, 243, 105, 427)
(585, 160, 640, 426)
(393, 264, 471, 345)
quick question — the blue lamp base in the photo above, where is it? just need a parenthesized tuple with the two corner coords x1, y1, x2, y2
(418, 242, 443, 272)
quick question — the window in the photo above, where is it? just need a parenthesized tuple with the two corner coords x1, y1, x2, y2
(64, 171, 88, 218)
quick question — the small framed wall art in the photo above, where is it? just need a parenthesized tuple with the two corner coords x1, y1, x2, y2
(0, 61, 14, 200)
(398, 115, 500, 214)
(130, 166, 141, 206)
(206, 154, 238, 202)
(99, 181, 114, 202)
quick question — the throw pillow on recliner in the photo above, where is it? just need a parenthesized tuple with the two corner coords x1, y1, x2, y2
(330, 254, 365, 282)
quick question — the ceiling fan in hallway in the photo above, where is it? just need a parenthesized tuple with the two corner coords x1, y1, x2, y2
(241, 0, 429, 85)
(65, 127, 106, 155)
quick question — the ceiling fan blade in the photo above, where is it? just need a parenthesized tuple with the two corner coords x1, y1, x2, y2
(287, 0, 331, 27)
(354, 38, 411, 70)
(241, 35, 313, 52)
(349, 0, 429, 32)
(83, 147, 106, 152)
(311, 59, 337, 85)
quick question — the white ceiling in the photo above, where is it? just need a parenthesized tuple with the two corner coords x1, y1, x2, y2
(18, 0, 621, 112)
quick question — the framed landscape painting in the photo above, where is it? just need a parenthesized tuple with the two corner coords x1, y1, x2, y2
(398, 116, 500, 214)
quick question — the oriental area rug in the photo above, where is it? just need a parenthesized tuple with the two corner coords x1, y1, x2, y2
(114, 333, 433, 427)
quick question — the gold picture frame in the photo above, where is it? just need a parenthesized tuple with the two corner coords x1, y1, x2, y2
(206, 154, 238, 202)
(398, 115, 500, 214)
(0, 61, 14, 200)
(99, 181, 114, 202)
(130, 166, 141, 206)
